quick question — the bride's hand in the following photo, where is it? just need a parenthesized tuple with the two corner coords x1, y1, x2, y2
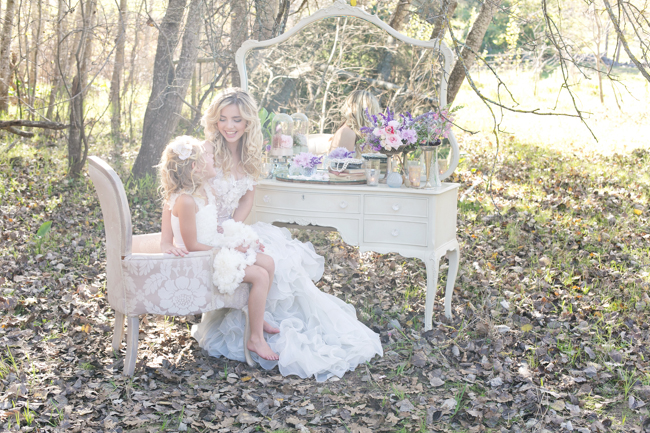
(217, 226, 224, 234)
(256, 240, 265, 252)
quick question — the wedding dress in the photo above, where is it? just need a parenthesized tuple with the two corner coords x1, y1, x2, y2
(181, 168, 383, 382)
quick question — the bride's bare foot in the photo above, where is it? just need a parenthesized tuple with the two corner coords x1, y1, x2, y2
(247, 337, 279, 361)
(263, 320, 280, 334)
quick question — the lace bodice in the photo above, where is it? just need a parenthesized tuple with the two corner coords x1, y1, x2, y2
(169, 189, 221, 248)
(210, 167, 256, 223)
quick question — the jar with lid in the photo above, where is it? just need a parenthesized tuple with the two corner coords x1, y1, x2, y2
(270, 113, 294, 157)
(291, 112, 309, 154)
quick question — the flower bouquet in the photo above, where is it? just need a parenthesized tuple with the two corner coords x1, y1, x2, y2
(411, 106, 455, 147)
(292, 152, 322, 177)
(360, 109, 418, 156)
(360, 107, 455, 187)
(327, 148, 365, 173)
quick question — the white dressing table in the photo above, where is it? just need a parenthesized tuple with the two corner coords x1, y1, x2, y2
(250, 180, 460, 331)
(236, 1, 464, 330)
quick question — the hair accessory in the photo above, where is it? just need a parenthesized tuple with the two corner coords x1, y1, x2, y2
(170, 141, 193, 160)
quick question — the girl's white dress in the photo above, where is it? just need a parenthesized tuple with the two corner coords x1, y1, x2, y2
(171, 169, 383, 382)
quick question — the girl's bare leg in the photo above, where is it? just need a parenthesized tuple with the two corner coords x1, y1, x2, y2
(243, 264, 279, 361)
(254, 253, 279, 334)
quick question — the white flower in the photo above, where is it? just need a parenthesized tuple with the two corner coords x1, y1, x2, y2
(171, 140, 193, 160)
(212, 247, 256, 295)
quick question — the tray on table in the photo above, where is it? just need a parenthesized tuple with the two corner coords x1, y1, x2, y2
(274, 171, 367, 185)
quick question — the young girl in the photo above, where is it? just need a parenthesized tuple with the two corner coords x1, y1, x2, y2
(158, 135, 279, 361)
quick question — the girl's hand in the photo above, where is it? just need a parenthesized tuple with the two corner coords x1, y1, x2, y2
(235, 245, 250, 253)
(162, 244, 189, 257)
(217, 226, 224, 234)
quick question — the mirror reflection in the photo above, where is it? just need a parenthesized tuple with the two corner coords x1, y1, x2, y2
(245, 15, 450, 162)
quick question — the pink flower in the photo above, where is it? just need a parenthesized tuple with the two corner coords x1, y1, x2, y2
(385, 125, 395, 135)
(280, 134, 293, 148)
(385, 134, 401, 150)
(373, 128, 383, 137)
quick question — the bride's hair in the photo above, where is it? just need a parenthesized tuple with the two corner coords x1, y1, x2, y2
(340, 90, 380, 137)
(201, 88, 262, 180)
(158, 135, 207, 204)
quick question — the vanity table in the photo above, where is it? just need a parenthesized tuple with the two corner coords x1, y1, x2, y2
(249, 180, 460, 331)
(236, 0, 462, 330)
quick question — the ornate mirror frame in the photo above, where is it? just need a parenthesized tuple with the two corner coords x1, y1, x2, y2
(235, 0, 460, 181)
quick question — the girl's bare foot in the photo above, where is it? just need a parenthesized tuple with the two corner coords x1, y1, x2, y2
(263, 320, 280, 334)
(247, 337, 279, 361)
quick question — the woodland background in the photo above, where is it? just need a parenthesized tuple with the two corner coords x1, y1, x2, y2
(1, 0, 649, 432)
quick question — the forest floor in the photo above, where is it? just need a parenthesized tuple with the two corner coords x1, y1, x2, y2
(1, 128, 650, 433)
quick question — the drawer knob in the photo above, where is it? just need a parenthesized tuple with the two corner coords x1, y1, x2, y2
(263, 195, 270, 203)
(392, 204, 400, 211)
(391, 229, 399, 237)
(339, 201, 348, 209)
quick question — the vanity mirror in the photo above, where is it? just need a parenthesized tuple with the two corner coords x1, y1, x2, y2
(235, 0, 460, 181)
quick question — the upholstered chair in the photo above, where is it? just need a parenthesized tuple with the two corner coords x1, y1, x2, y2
(87, 156, 254, 376)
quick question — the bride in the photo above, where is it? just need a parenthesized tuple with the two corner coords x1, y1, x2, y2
(160, 88, 383, 382)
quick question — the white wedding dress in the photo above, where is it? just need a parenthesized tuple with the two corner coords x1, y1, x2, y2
(179, 168, 383, 382)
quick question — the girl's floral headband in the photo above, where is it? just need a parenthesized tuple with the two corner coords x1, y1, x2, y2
(170, 141, 193, 160)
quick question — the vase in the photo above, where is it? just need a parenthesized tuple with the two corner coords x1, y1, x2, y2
(422, 145, 441, 189)
(302, 166, 315, 177)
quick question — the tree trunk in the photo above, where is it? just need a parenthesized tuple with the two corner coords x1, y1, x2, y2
(378, 0, 412, 81)
(446, 0, 502, 104)
(593, 3, 604, 104)
(430, 0, 458, 41)
(0, 0, 16, 113)
(123, 0, 144, 143)
(110, 0, 127, 144)
(29, 0, 42, 116)
(131, 0, 202, 178)
(253, 0, 277, 41)
(68, 0, 96, 178)
(230, 0, 248, 86)
(46, 0, 66, 121)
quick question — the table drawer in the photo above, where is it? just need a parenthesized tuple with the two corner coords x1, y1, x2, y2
(363, 219, 428, 247)
(364, 195, 428, 218)
(256, 190, 361, 214)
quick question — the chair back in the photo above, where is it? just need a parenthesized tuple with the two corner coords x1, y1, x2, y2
(88, 156, 132, 313)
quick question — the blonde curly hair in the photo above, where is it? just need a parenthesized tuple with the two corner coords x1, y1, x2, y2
(341, 89, 381, 137)
(158, 135, 207, 204)
(201, 88, 262, 180)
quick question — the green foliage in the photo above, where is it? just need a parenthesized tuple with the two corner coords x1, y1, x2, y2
(259, 107, 275, 143)
(35, 221, 52, 254)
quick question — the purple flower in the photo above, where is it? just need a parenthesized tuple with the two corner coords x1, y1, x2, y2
(328, 148, 355, 159)
(293, 152, 322, 168)
(401, 128, 417, 144)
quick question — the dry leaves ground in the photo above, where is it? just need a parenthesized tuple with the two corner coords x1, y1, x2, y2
(1, 135, 649, 433)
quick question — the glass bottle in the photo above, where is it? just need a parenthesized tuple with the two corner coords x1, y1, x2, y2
(291, 112, 309, 154)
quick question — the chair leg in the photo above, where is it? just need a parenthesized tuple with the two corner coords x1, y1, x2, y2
(123, 316, 140, 376)
(112, 311, 125, 352)
(242, 306, 256, 367)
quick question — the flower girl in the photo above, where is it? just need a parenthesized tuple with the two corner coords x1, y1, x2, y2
(158, 136, 279, 361)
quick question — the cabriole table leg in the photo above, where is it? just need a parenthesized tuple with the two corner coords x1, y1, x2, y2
(444, 241, 460, 320)
(424, 255, 440, 331)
